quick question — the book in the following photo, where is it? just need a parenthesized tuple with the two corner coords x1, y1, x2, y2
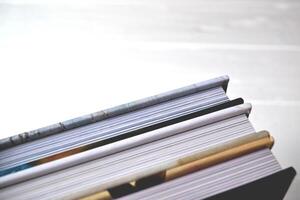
(0, 76, 230, 176)
(0, 76, 296, 200)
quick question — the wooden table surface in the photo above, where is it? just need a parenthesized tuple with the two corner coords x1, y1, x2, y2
(0, 0, 299, 199)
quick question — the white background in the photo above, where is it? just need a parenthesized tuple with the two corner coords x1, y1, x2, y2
(0, 0, 299, 199)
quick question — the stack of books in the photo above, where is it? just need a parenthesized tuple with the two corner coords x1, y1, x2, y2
(0, 76, 296, 200)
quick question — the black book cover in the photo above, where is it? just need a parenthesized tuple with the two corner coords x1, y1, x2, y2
(205, 167, 296, 200)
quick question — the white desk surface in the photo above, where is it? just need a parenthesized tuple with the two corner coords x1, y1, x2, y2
(0, 0, 299, 199)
